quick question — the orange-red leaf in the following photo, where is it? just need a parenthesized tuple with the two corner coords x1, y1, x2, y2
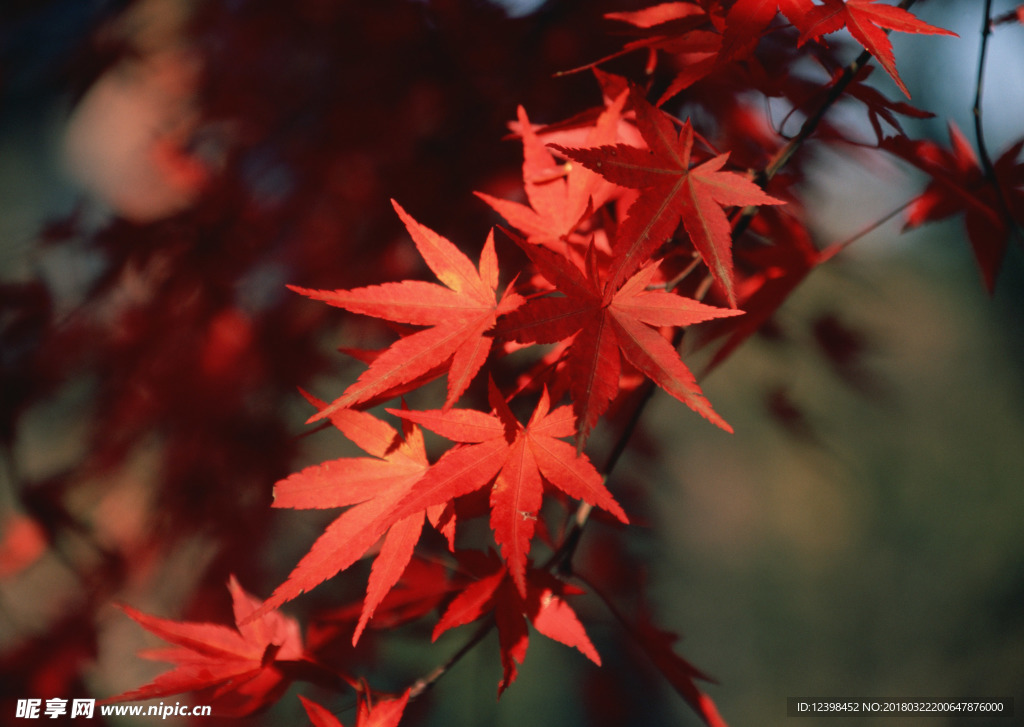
(103, 577, 304, 717)
(528, 585, 600, 666)
(353, 513, 424, 645)
(432, 557, 601, 695)
(884, 124, 1024, 292)
(292, 202, 519, 420)
(799, 0, 956, 98)
(299, 691, 409, 727)
(300, 696, 344, 727)
(257, 405, 430, 641)
(720, 0, 819, 59)
(630, 611, 728, 727)
(477, 97, 626, 248)
(388, 389, 627, 596)
(552, 95, 784, 304)
(355, 690, 410, 727)
(499, 237, 742, 443)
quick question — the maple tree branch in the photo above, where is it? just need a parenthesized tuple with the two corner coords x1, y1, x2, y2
(734, 51, 873, 242)
(973, 0, 997, 179)
(735, 0, 920, 241)
(972, 0, 1024, 245)
(549, 324, 685, 576)
(660, 252, 703, 292)
(406, 618, 494, 701)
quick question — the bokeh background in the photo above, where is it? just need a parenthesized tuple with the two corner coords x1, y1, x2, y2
(1, 1, 1022, 725)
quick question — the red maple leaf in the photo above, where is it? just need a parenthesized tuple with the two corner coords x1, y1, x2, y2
(552, 93, 784, 305)
(498, 237, 742, 443)
(604, 1, 707, 29)
(720, 0, 819, 60)
(629, 610, 729, 727)
(432, 555, 601, 695)
(299, 690, 409, 727)
(311, 557, 460, 638)
(884, 123, 1024, 291)
(603, 3, 725, 104)
(477, 98, 626, 249)
(556, 3, 727, 105)
(691, 207, 823, 376)
(583, 2, 713, 69)
(838, 65, 934, 141)
(290, 200, 521, 421)
(383, 382, 628, 596)
(103, 576, 305, 717)
(798, 0, 956, 98)
(256, 401, 434, 643)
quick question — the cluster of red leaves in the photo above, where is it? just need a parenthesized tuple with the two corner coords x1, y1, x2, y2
(885, 123, 1024, 292)
(60, 0, 1023, 726)
(0, 0, 649, 715)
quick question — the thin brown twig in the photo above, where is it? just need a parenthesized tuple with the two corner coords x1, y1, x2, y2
(818, 197, 917, 263)
(972, 0, 1024, 244)
(734, 0, 920, 241)
(407, 619, 494, 700)
(973, 0, 998, 180)
(733, 46, 874, 241)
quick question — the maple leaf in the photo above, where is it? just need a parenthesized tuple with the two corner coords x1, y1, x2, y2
(384, 382, 628, 596)
(300, 696, 346, 727)
(102, 576, 305, 717)
(507, 70, 644, 155)
(477, 98, 626, 249)
(499, 237, 743, 443)
(720, 0, 819, 60)
(552, 93, 784, 305)
(576, 2, 712, 70)
(629, 610, 729, 727)
(839, 65, 934, 141)
(558, 4, 728, 105)
(604, 2, 706, 29)
(884, 124, 1024, 291)
(256, 402, 433, 643)
(604, 3, 725, 104)
(432, 555, 600, 694)
(798, 0, 956, 98)
(312, 557, 460, 635)
(691, 207, 823, 376)
(299, 690, 409, 727)
(290, 200, 521, 422)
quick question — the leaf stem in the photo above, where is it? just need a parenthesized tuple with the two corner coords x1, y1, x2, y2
(818, 197, 917, 262)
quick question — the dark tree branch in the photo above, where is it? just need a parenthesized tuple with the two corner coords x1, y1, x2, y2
(973, 0, 998, 181)
(973, 0, 1024, 244)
